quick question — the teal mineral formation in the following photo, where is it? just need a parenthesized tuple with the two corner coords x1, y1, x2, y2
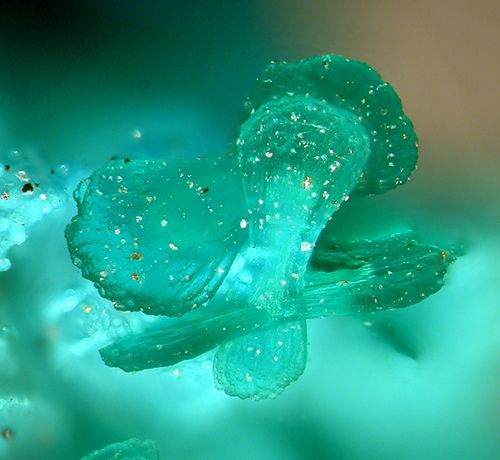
(66, 55, 456, 400)
(81, 438, 159, 460)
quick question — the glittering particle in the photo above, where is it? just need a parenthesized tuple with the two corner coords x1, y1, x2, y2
(240, 219, 248, 229)
(160, 219, 168, 227)
(329, 161, 340, 172)
(302, 177, 313, 189)
(301, 241, 313, 252)
(16, 170, 28, 181)
(169, 243, 179, 251)
(83, 305, 93, 313)
(172, 368, 181, 377)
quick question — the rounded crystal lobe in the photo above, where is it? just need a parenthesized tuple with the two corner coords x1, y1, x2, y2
(66, 155, 247, 317)
(245, 54, 418, 194)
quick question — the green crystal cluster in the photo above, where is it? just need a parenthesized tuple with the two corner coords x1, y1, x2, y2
(66, 55, 455, 400)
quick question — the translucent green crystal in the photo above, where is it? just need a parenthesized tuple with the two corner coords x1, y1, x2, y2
(100, 233, 455, 374)
(245, 55, 418, 194)
(299, 231, 456, 315)
(99, 301, 270, 372)
(67, 54, 457, 400)
(213, 320, 307, 400)
(237, 95, 370, 309)
(66, 155, 247, 316)
(81, 438, 159, 460)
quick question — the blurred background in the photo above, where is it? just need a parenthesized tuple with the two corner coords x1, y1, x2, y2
(0, 1, 498, 459)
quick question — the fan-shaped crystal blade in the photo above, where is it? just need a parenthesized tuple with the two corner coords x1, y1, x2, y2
(245, 55, 418, 194)
(298, 232, 457, 316)
(213, 320, 307, 400)
(237, 95, 370, 308)
(99, 301, 269, 372)
(66, 154, 247, 316)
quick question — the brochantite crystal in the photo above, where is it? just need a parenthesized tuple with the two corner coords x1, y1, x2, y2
(65, 54, 456, 400)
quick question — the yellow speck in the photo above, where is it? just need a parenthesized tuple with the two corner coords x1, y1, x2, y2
(302, 177, 313, 189)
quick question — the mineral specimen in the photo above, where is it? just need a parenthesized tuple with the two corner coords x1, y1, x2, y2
(66, 54, 456, 400)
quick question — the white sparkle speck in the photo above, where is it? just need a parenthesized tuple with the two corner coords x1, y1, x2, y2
(172, 368, 181, 377)
(301, 241, 313, 252)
